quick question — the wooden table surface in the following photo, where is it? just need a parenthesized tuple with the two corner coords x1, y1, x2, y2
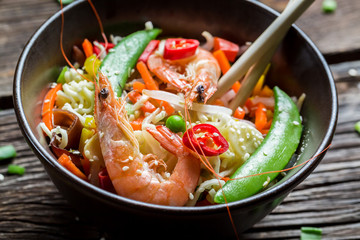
(1, 0, 360, 239)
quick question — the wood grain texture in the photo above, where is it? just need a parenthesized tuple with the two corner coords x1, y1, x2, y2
(1, 69, 360, 239)
(1, 0, 360, 98)
(2, 0, 360, 239)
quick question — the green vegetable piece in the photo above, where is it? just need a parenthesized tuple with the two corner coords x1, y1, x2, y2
(7, 164, 25, 176)
(322, 0, 337, 13)
(166, 115, 186, 133)
(57, 0, 74, 5)
(301, 227, 322, 240)
(355, 121, 360, 134)
(100, 28, 162, 97)
(214, 87, 302, 203)
(56, 66, 69, 84)
(0, 145, 17, 161)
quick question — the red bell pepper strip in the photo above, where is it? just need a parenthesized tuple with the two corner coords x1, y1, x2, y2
(183, 124, 229, 156)
(213, 37, 239, 62)
(138, 40, 160, 63)
(164, 38, 199, 60)
(93, 42, 115, 56)
(98, 168, 116, 193)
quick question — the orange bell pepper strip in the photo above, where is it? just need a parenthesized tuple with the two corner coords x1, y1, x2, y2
(41, 83, 62, 130)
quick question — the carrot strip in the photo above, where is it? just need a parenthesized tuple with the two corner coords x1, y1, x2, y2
(41, 83, 62, 130)
(133, 81, 146, 93)
(255, 103, 267, 131)
(136, 61, 158, 90)
(58, 153, 87, 181)
(82, 38, 94, 58)
(136, 61, 174, 115)
(128, 91, 157, 113)
(213, 49, 242, 93)
(130, 115, 145, 131)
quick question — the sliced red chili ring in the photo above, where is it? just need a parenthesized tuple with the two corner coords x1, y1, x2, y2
(163, 38, 199, 60)
(182, 124, 229, 156)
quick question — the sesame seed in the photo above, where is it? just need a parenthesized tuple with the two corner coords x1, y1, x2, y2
(244, 153, 250, 160)
(213, 132, 219, 137)
(241, 146, 246, 150)
(136, 169, 142, 174)
(239, 138, 244, 142)
(128, 156, 133, 160)
(189, 193, 194, 200)
(0, 174, 4, 181)
(293, 121, 300, 125)
(122, 166, 129, 171)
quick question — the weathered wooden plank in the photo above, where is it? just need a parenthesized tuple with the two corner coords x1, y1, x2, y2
(260, 0, 360, 63)
(1, 0, 360, 99)
(0, 0, 59, 98)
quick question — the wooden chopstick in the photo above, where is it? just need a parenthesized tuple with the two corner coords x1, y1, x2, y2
(208, 0, 314, 107)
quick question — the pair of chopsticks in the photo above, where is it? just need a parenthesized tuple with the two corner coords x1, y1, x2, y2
(209, 0, 314, 112)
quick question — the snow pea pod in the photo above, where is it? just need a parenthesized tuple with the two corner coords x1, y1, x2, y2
(99, 28, 161, 97)
(214, 87, 302, 203)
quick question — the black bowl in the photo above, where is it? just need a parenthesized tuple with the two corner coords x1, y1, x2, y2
(13, 0, 337, 238)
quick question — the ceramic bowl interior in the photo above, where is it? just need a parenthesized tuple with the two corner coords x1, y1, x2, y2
(14, 0, 337, 238)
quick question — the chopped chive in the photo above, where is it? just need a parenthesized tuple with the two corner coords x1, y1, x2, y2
(56, 66, 69, 84)
(322, 0, 337, 13)
(301, 227, 322, 240)
(7, 164, 25, 176)
(0, 145, 17, 161)
(355, 121, 360, 134)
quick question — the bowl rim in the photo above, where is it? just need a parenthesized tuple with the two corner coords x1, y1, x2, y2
(13, 0, 338, 214)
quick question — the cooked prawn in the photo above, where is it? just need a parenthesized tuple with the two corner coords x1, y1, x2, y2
(147, 48, 221, 105)
(94, 73, 201, 206)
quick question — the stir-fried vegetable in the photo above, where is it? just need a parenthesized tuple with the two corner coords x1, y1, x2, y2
(163, 38, 199, 60)
(166, 115, 186, 133)
(213, 37, 239, 62)
(183, 124, 229, 156)
(100, 29, 161, 96)
(214, 87, 302, 203)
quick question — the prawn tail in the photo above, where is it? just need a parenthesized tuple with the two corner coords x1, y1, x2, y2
(146, 126, 183, 155)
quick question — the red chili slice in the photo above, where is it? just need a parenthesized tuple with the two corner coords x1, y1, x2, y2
(93, 42, 115, 56)
(182, 124, 229, 156)
(163, 38, 199, 60)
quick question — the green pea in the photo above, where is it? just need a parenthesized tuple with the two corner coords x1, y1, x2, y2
(166, 115, 186, 133)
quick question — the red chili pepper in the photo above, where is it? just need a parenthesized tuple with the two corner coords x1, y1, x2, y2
(182, 124, 229, 156)
(138, 40, 160, 63)
(93, 42, 115, 56)
(213, 37, 239, 62)
(98, 168, 116, 193)
(164, 38, 199, 60)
